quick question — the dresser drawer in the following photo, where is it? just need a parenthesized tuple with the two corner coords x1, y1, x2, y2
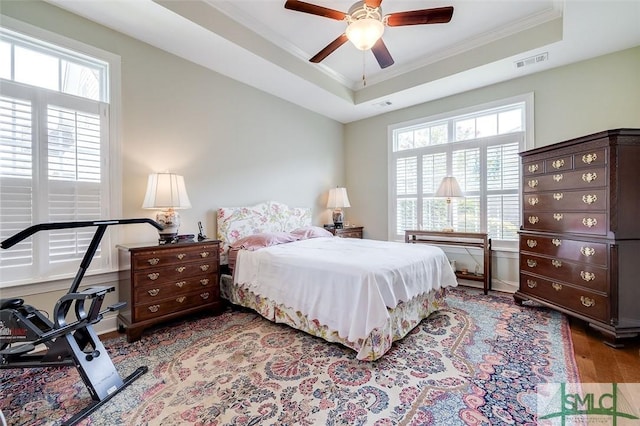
(544, 155, 573, 173)
(523, 167, 606, 192)
(519, 234, 608, 266)
(133, 261, 218, 286)
(134, 290, 218, 322)
(574, 148, 607, 169)
(523, 189, 606, 212)
(133, 274, 215, 304)
(132, 245, 217, 270)
(520, 253, 608, 293)
(519, 273, 608, 322)
(523, 212, 607, 235)
(523, 161, 545, 176)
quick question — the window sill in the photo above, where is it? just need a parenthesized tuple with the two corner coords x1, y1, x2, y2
(0, 270, 119, 298)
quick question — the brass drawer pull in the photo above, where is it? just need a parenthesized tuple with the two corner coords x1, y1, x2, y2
(528, 216, 539, 225)
(528, 164, 539, 173)
(200, 264, 210, 271)
(553, 174, 563, 182)
(200, 278, 209, 285)
(527, 259, 537, 268)
(148, 288, 160, 297)
(552, 259, 562, 268)
(527, 279, 537, 288)
(527, 179, 539, 188)
(552, 159, 565, 169)
(582, 217, 597, 228)
(580, 271, 595, 282)
(148, 305, 160, 313)
(147, 258, 159, 265)
(582, 194, 597, 205)
(200, 292, 210, 300)
(552, 283, 563, 291)
(176, 296, 186, 303)
(200, 251, 209, 258)
(526, 239, 537, 248)
(553, 213, 563, 221)
(177, 253, 186, 260)
(175, 281, 186, 288)
(528, 197, 539, 206)
(582, 172, 597, 183)
(582, 153, 597, 164)
(580, 246, 595, 257)
(552, 239, 562, 246)
(553, 193, 563, 200)
(147, 272, 159, 281)
(176, 266, 186, 273)
(580, 296, 595, 307)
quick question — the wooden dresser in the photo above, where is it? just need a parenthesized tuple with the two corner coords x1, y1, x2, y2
(515, 128, 640, 347)
(117, 240, 222, 342)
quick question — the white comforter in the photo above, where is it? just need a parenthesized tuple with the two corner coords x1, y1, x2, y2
(233, 237, 458, 344)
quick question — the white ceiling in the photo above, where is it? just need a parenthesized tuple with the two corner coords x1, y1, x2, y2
(45, 0, 640, 123)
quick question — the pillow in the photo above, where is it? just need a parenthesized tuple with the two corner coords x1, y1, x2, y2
(229, 231, 299, 251)
(290, 226, 333, 240)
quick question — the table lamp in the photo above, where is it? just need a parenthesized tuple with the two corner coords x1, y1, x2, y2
(327, 187, 351, 229)
(142, 173, 191, 243)
(435, 176, 463, 232)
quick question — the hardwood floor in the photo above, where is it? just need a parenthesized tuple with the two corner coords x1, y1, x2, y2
(569, 317, 640, 383)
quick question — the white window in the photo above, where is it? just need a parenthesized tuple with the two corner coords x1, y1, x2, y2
(389, 95, 533, 245)
(0, 22, 120, 287)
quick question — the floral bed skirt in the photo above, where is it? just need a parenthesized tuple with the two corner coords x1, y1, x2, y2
(220, 274, 449, 361)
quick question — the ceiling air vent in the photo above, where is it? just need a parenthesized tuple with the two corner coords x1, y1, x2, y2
(515, 52, 548, 69)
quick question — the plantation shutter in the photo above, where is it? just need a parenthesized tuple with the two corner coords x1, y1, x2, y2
(486, 141, 520, 239)
(47, 105, 104, 266)
(0, 88, 110, 283)
(422, 152, 447, 231)
(395, 156, 418, 234)
(0, 95, 34, 269)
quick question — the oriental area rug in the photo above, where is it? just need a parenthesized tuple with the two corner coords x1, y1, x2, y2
(1, 287, 579, 425)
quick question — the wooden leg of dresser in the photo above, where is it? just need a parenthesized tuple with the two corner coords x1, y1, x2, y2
(125, 326, 144, 343)
(513, 291, 526, 306)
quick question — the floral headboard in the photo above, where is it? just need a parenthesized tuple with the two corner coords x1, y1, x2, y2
(216, 201, 311, 264)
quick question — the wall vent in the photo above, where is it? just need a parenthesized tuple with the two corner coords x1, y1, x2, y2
(373, 100, 392, 108)
(515, 52, 548, 69)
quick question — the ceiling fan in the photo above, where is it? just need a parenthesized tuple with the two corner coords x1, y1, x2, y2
(284, 0, 454, 69)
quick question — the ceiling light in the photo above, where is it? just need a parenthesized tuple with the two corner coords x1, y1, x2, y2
(346, 18, 384, 50)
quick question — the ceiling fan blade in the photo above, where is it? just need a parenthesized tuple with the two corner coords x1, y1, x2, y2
(371, 38, 394, 69)
(310, 34, 349, 63)
(386, 6, 454, 26)
(284, 0, 346, 21)
(365, 0, 383, 7)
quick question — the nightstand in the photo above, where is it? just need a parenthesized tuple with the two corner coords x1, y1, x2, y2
(116, 240, 223, 342)
(330, 226, 363, 239)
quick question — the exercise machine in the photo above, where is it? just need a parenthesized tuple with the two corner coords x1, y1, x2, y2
(0, 218, 163, 425)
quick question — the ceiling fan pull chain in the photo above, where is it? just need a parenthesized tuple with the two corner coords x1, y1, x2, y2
(362, 50, 367, 87)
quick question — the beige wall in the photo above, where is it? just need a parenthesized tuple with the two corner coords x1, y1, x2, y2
(1, 2, 344, 318)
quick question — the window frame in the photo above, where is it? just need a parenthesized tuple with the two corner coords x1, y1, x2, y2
(0, 16, 122, 292)
(387, 93, 535, 249)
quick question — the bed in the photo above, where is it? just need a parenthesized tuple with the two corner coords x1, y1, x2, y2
(216, 201, 458, 361)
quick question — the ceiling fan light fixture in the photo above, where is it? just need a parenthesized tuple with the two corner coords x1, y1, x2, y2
(346, 18, 384, 51)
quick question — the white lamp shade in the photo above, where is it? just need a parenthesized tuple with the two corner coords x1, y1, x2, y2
(142, 173, 192, 209)
(435, 176, 464, 199)
(346, 18, 384, 50)
(327, 187, 351, 209)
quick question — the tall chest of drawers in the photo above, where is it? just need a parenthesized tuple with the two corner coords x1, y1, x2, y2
(515, 129, 640, 347)
(117, 240, 222, 342)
